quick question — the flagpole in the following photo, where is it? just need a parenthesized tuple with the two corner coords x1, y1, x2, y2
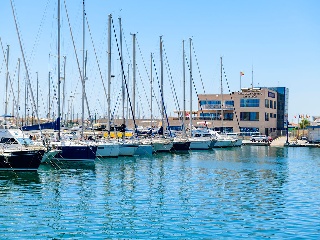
(240, 71, 244, 91)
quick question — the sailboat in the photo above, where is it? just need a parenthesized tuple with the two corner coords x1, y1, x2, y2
(0, 17, 54, 168)
(187, 38, 213, 150)
(150, 36, 174, 153)
(210, 57, 237, 148)
(52, 0, 97, 161)
(171, 40, 190, 152)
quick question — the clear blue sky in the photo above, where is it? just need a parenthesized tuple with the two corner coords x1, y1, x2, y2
(0, 0, 319, 123)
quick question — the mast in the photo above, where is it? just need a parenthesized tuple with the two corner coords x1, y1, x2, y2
(189, 38, 192, 135)
(119, 17, 125, 131)
(150, 53, 153, 133)
(81, 0, 85, 138)
(24, 74, 27, 125)
(84, 50, 88, 126)
(17, 58, 20, 126)
(107, 14, 112, 135)
(132, 33, 136, 136)
(126, 64, 129, 124)
(62, 56, 66, 125)
(5, 45, 9, 118)
(57, 0, 61, 140)
(160, 36, 164, 132)
(220, 56, 223, 132)
(36, 72, 38, 116)
(48, 71, 51, 119)
(182, 40, 186, 137)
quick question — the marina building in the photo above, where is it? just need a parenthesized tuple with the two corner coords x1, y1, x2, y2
(196, 87, 289, 136)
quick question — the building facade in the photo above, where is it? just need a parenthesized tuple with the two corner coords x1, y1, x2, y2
(197, 87, 289, 136)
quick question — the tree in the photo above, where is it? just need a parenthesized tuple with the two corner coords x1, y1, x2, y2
(299, 118, 310, 129)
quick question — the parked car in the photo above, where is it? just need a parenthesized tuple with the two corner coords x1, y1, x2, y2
(250, 135, 269, 142)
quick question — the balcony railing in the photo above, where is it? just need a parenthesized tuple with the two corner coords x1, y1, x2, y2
(200, 104, 234, 110)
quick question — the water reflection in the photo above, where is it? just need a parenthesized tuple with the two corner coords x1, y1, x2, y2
(0, 171, 40, 187)
(1, 147, 320, 238)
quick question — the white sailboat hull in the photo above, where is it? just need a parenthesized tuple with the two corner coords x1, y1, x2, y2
(96, 142, 119, 157)
(135, 144, 153, 156)
(119, 142, 138, 156)
(152, 139, 173, 152)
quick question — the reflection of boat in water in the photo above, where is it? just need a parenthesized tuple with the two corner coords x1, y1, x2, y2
(40, 160, 96, 171)
(0, 171, 40, 185)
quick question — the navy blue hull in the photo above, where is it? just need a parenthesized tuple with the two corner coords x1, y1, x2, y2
(55, 145, 97, 161)
(172, 141, 190, 151)
(0, 150, 45, 171)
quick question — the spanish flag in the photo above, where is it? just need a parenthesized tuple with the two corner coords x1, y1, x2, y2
(240, 71, 244, 76)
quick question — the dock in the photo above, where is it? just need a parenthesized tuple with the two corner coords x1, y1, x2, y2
(243, 136, 320, 148)
(242, 140, 270, 146)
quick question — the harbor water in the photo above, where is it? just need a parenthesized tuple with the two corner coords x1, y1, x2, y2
(1, 146, 320, 239)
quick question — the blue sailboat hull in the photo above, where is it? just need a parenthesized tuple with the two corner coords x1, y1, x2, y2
(54, 145, 97, 161)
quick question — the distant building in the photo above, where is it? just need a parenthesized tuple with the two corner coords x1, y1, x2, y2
(197, 87, 289, 136)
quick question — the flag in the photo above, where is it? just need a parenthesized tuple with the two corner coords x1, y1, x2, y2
(240, 71, 244, 76)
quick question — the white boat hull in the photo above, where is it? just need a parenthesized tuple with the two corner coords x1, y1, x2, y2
(212, 139, 234, 148)
(232, 139, 243, 147)
(96, 142, 119, 157)
(189, 138, 212, 150)
(135, 144, 153, 156)
(152, 141, 173, 152)
(119, 143, 138, 156)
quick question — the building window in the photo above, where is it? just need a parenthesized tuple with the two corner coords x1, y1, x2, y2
(274, 101, 276, 109)
(265, 99, 269, 108)
(240, 112, 259, 121)
(200, 112, 221, 120)
(224, 113, 234, 120)
(200, 100, 221, 109)
(240, 99, 260, 107)
(239, 127, 260, 136)
(270, 100, 273, 109)
(225, 100, 234, 108)
(265, 112, 269, 121)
